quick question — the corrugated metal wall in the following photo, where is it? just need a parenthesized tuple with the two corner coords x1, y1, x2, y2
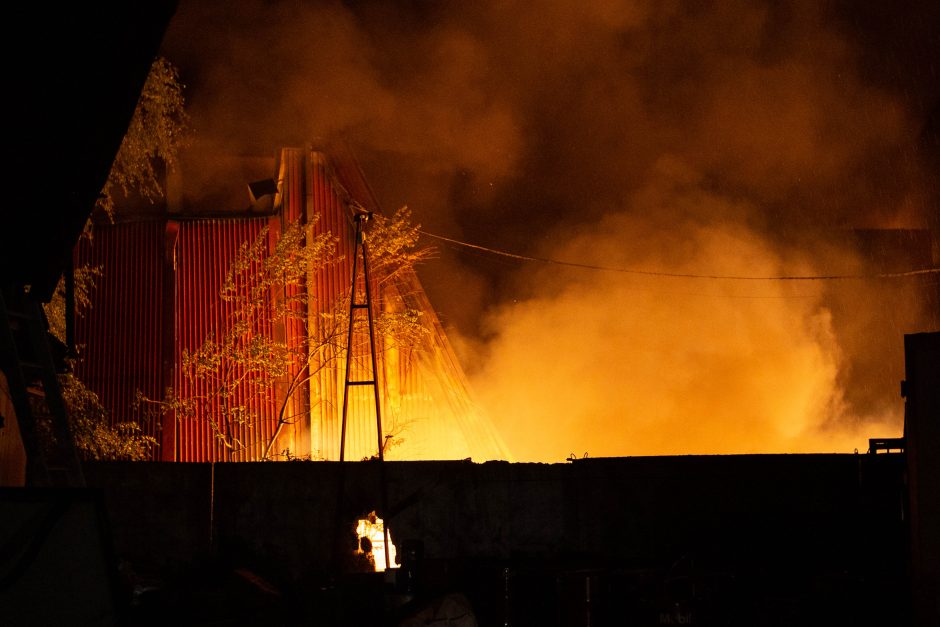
(173, 219, 277, 462)
(276, 150, 311, 459)
(303, 147, 512, 462)
(299, 149, 357, 460)
(72, 147, 512, 463)
(383, 269, 513, 460)
(74, 221, 166, 459)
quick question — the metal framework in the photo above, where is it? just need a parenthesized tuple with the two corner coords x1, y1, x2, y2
(339, 209, 392, 570)
(339, 210, 384, 464)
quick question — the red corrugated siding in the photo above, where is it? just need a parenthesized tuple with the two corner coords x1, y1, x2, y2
(71, 148, 512, 464)
(277, 149, 310, 458)
(305, 148, 512, 461)
(326, 152, 424, 459)
(74, 214, 310, 462)
(74, 221, 165, 459)
(302, 150, 383, 461)
(174, 219, 276, 461)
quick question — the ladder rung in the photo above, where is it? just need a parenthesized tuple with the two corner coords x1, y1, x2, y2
(347, 380, 376, 386)
(351, 304, 368, 309)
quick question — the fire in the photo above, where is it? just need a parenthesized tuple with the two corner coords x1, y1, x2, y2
(356, 513, 397, 572)
(470, 206, 925, 460)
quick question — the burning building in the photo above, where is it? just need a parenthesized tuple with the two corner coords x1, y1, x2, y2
(73, 145, 511, 463)
(3, 3, 939, 623)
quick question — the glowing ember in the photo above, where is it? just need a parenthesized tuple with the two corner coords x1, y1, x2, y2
(356, 513, 397, 572)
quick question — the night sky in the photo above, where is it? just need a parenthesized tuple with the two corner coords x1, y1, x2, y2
(159, 1, 940, 460)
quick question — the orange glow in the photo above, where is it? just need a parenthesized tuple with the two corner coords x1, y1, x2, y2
(467, 192, 928, 461)
(356, 513, 397, 572)
(160, 0, 938, 464)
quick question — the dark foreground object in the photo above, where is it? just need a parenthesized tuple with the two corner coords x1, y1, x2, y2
(3, 453, 907, 625)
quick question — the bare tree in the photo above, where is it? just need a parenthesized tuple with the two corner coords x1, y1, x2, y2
(97, 56, 190, 220)
(37, 57, 189, 461)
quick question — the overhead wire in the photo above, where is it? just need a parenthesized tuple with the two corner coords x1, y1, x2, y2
(419, 230, 940, 282)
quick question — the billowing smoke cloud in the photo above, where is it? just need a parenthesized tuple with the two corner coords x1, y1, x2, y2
(473, 159, 930, 459)
(160, 0, 940, 460)
(161, 0, 522, 213)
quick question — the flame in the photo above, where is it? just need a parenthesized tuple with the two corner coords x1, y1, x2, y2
(356, 513, 397, 572)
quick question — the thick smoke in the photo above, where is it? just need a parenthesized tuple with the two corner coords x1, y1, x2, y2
(160, 0, 939, 460)
(474, 162, 927, 459)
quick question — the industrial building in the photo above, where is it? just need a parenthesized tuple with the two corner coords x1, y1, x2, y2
(70, 145, 510, 464)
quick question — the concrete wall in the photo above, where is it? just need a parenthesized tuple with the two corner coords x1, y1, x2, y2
(83, 454, 906, 579)
(84, 462, 213, 572)
(79, 454, 911, 624)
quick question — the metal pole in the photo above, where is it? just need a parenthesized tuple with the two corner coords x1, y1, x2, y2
(337, 210, 392, 571)
(359, 223, 391, 570)
(360, 232, 384, 461)
(338, 216, 363, 462)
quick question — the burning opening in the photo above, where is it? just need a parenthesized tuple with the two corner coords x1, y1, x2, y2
(355, 512, 397, 572)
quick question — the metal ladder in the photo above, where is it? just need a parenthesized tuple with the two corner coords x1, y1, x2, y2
(338, 210, 391, 570)
(339, 210, 386, 462)
(0, 287, 84, 487)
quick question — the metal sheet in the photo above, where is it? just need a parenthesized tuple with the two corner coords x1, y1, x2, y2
(173, 219, 275, 461)
(72, 147, 513, 463)
(73, 221, 165, 459)
(304, 148, 513, 462)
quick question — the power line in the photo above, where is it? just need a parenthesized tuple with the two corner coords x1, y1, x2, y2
(419, 231, 940, 281)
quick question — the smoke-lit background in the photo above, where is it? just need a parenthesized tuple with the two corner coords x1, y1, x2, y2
(160, 0, 940, 461)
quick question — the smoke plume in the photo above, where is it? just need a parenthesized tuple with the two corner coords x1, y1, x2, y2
(160, 0, 940, 460)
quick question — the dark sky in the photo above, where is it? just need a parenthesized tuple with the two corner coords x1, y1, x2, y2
(159, 0, 940, 458)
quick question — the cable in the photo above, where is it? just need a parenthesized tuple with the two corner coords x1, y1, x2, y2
(419, 231, 940, 281)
